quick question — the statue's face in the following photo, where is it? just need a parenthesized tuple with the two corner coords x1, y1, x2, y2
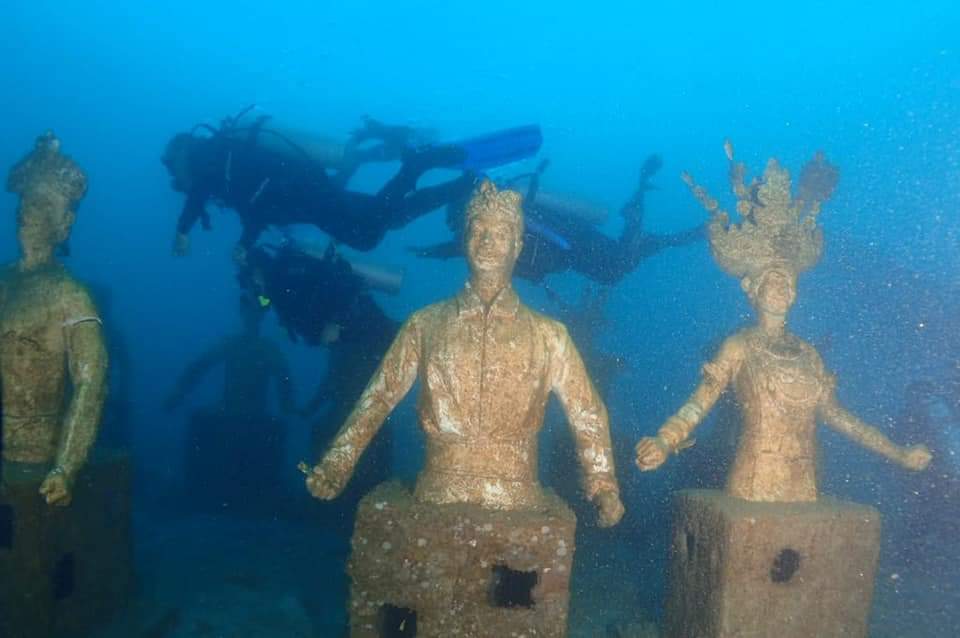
(466, 215, 521, 277)
(751, 267, 797, 316)
(17, 201, 72, 254)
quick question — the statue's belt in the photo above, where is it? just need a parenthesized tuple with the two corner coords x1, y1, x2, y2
(424, 437, 538, 483)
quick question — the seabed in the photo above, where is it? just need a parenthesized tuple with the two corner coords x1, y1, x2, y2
(85, 509, 959, 638)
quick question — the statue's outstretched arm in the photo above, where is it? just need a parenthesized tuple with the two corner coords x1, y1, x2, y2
(636, 336, 743, 471)
(818, 393, 931, 471)
(305, 313, 422, 499)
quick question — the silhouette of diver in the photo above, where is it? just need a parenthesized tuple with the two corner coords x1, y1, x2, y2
(413, 155, 703, 284)
(163, 107, 475, 255)
(237, 240, 399, 526)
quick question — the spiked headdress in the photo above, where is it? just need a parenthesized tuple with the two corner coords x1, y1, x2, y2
(682, 141, 836, 279)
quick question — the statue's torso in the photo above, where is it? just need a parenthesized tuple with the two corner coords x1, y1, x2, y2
(727, 330, 827, 502)
(413, 297, 558, 510)
(0, 265, 74, 463)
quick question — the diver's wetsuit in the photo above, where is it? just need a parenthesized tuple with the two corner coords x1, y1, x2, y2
(238, 244, 398, 521)
(414, 155, 704, 284)
(173, 132, 475, 251)
(239, 243, 398, 350)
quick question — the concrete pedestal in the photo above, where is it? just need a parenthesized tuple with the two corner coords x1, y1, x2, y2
(348, 482, 577, 638)
(664, 489, 881, 638)
(0, 453, 133, 638)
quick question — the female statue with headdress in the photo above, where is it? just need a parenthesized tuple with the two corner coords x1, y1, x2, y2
(635, 143, 931, 502)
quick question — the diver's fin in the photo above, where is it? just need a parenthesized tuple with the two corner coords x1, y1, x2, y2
(410, 125, 543, 173)
(455, 124, 543, 171)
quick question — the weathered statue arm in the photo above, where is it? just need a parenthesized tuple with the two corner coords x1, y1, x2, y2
(636, 336, 743, 471)
(41, 312, 109, 506)
(163, 341, 229, 410)
(304, 314, 421, 499)
(552, 324, 624, 527)
(56, 319, 109, 475)
(818, 392, 932, 471)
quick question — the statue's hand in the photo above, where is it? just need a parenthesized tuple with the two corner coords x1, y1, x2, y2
(635, 436, 670, 472)
(39, 468, 72, 506)
(300, 461, 344, 500)
(901, 444, 933, 471)
(594, 489, 624, 528)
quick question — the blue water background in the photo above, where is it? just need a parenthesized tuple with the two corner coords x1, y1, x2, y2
(1, 0, 958, 630)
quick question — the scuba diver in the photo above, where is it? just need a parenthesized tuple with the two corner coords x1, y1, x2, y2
(412, 154, 704, 284)
(237, 239, 400, 528)
(236, 238, 399, 350)
(163, 107, 542, 255)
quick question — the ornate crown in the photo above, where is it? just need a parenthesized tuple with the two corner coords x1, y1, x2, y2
(682, 141, 837, 278)
(466, 179, 523, 231)
(7, 131, 88, 206)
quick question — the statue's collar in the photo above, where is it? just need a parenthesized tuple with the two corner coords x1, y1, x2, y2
(457, 282, 520, 320)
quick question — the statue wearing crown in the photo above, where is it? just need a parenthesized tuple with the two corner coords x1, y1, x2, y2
(634, 144, 931, 638)
(304, 180, 623, 638)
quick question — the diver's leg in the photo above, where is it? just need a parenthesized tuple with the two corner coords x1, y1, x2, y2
(387, 173, 477, 229)
(377, 145, 468, 202)
(319, 191, 390, 251)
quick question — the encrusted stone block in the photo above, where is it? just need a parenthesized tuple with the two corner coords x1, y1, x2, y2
(664, 489, 881, 638)
(0, 453, 133, 638)
(348, 482, 577, 638)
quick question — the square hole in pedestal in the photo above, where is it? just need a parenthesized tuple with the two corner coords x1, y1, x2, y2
(0, 504, 12, 549)
(53, 553, 75, 600)
(490, 564, 538, 609)
(379, 603, 416, 637)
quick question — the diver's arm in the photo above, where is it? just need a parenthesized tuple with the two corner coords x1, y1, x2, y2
(176, 190, 208, 236)
(173, 191, 209, 255)
(305, 313, 422, 499)
(636, 335, 743, 471)
(819, 392, 932, 471)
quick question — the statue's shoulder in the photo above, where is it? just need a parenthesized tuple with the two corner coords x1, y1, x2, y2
(522, 305, 570, 340)
(719, 330, 751, 358)
(56, 273, 99, 313)
(406, 297, 458, 327)
(793, 334, 824, 363)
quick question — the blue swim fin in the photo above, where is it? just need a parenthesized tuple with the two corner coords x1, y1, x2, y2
(454, 124, 543, 171)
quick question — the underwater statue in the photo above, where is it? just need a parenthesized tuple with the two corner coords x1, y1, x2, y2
(304, 179, 623, 521)
(634, 144, 933, 638)
(164, 294, 294, 511)
(634, 142, 931, 501)
(1, 132, 108, 506)
(303, 180, 622, 637)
